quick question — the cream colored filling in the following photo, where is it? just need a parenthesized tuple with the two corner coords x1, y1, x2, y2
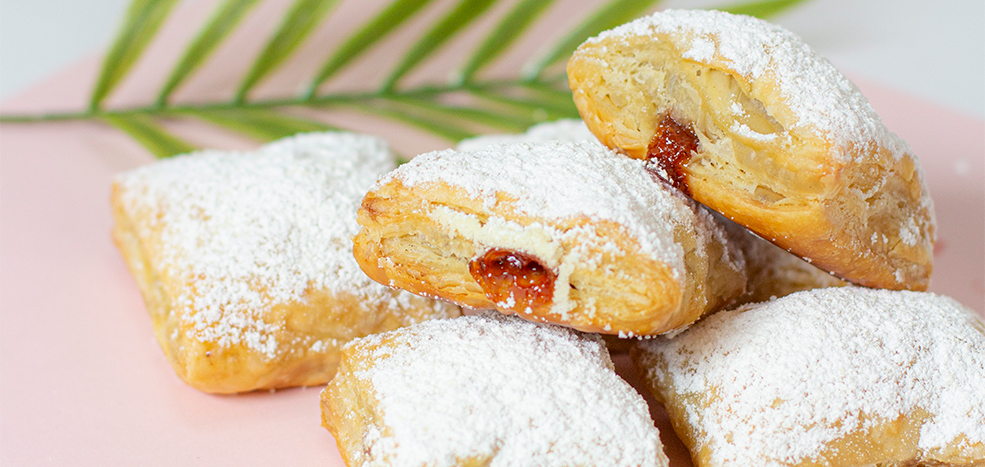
(429, 205, 564, 269)
(698, 69, 784, 145)
(428, 205, 615, 321)
(660, 62, 834, 206)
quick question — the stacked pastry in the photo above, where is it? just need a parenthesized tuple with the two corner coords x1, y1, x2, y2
(351, 122, 847, 338)
(110, 8, 983, 467)
(324, 9, 982, 467)
(566, 9, 935, 291)
(569, 9, 977, 466)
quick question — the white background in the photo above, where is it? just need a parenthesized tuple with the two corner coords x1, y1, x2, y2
(1, 0, 983, 117)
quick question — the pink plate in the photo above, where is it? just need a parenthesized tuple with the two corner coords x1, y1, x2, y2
(1, 1, 982, 464)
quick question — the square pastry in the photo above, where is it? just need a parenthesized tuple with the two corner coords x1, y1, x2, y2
(634, 287, 985, 466)
(322, 312, 668, 466)
(568, 10, 935, 290)
(112, 133, 459, 393)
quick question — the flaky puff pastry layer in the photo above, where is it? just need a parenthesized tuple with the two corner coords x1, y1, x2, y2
(354, 141, 746, 336)
(457, 119, 845, 307)
(605, 219, 845, 353)
(449, 120, 844, 353)
(633, 288, 985, 467)
(111, 133, 459, 394)
(567, 9, 935, 291)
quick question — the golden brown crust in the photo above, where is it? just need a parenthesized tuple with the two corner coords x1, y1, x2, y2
(567, 11, 934, 291)
(634, 345, 984, 467)
(319, 341, 380, 467)
(110, 133, 461, 394)
(631, 288, 985, 467)
(353, 164, 746, 337)
(112, 183, 459, 394)
(321, 313, 669, 466)
(354, 179, 740, 335)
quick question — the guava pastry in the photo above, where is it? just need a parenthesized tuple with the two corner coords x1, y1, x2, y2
(352, 140, 746, 336)
(633, 287, 985, 466)
(321, 312, 668, 467)
(567, 9, 935, 290)
(462, 120, 846, 304)
(111, 132, 459, 394)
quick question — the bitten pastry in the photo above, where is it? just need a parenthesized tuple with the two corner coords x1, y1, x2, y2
(633, 287, 985, 467)
(321, 312, 669, 467)
(111, 133, 459, 394)
(352, 140, 746, 336)
(567, 9, 935, 291)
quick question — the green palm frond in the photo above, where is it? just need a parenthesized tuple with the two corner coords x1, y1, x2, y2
(380, 0, 498, 91)
(235, 0, 343, 102)
(185, 107, 336, 141)
(89, 0, 182, 111)
(305, 0, 437, 98)
(101, 114, 196, 158)
(1, 0, 810, 158)
(522, 0, 665, 80)
(455, 0, 557, 85)
(156, 0, 262, 106)
(347, 99, 479, 141)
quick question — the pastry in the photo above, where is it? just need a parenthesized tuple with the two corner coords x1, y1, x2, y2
(461, 120, 845, 305)
(455, 120, 841, 346)
(455, 118, 596, 151)
(111, 132, 460, 394)
(633, 287, 985, 466)
(321, 312, 669, 467)
(352, 140, 746, 336)
(567, 9, 935, 290)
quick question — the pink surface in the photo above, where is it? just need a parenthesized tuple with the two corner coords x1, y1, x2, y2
(1, 2, 983, 465)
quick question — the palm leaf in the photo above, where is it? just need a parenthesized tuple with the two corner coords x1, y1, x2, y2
(468, 89, 576, 123)
(458, 92, 560, 124)
(517, 82, 580, 114)
(306, 0, 437, 98)
(102, 114, 196, 158)
(1, 0, 812, 158)
(346, 100, 478, 141)
(235, 0, 342, 102)
(156, 0, 261, 106)
(716, 0, 806, 18)
(471, 84, 578, 116)
(454, 0, 557, 84)
(380, 0, 497, 91)
(387, 96, 534, 131)
(185, 108, 335, 141)
(522, 0, 665, 80)
(89, 0, 182, 111)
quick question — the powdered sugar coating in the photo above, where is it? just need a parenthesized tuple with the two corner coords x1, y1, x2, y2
(455, 119, 596, 151)
(114, 133, 457, 359)
(589, 9, 910, 161)
(347, 312, 668, 466)
(637, 287, 985, 465)
(381, 140, 741, 280)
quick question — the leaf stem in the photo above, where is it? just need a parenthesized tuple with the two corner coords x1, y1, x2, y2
(0, 78, 569, 124)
